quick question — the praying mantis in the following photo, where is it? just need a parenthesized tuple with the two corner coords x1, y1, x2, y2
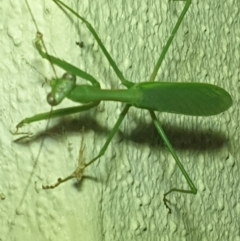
(15, 0, 232, 215)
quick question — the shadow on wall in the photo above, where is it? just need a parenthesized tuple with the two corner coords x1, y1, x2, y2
(14, 113, 229, 153)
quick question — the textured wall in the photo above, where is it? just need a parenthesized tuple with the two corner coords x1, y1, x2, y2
(1, 0, 239, 240)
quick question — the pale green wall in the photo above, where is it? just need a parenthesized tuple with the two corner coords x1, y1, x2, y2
(1, 0, 239, 240)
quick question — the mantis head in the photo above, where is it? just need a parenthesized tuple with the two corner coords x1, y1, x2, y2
(47, 73, 76, 106)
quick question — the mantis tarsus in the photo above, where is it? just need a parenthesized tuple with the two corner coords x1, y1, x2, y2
(16, 0, 232, 213)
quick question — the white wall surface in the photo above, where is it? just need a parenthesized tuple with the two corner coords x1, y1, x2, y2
(1, 0, 239, 240)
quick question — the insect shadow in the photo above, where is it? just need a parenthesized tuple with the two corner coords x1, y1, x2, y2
(15, 113, 228, 153)
(127, 119, 228, 152)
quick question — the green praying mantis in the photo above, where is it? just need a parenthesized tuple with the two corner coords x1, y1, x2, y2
(16, 0, 232, 212)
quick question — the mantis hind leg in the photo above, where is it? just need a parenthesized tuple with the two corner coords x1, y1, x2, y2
(150, 111, 197, 213)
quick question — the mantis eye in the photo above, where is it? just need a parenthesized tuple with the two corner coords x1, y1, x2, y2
(62, 73, 76, 83)
(47, 93, 58, 106)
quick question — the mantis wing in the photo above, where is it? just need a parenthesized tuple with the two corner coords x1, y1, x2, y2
(133, 82, 232, 116)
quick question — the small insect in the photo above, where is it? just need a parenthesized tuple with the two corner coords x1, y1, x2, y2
(16, 0, 232, 212)
(76, 41, 84, 48)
